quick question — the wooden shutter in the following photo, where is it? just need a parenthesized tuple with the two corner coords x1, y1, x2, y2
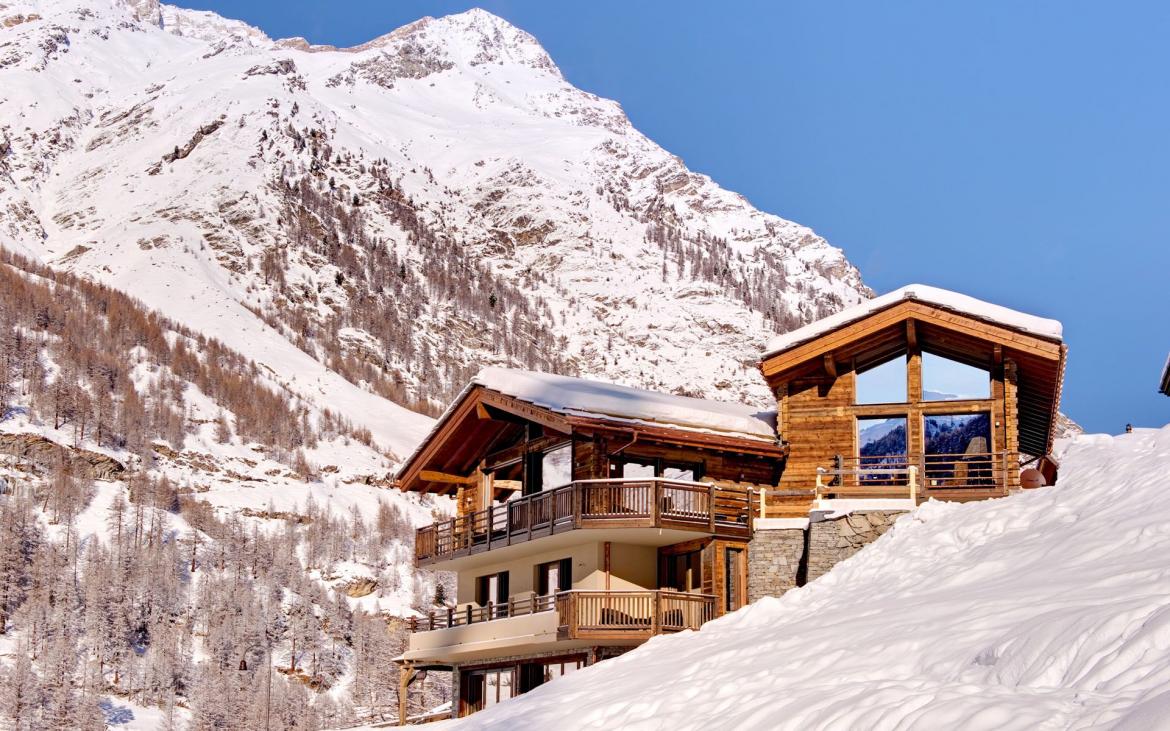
(558, 557, 572, 591)
(496, 571, 509, 604)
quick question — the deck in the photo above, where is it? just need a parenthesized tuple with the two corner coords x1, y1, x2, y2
(414, 478, 754, 566)
(815, 451, 1015, 502)
(408, 589, 717, 641)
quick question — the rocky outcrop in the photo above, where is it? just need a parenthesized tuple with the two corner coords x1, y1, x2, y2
(343, 578, 378, 598)
(0, 432, 126, 481)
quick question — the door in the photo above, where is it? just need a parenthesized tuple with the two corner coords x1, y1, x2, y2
(724, 547, 746, 612)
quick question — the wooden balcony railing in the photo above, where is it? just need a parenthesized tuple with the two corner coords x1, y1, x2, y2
(816, 452, 1014, 500)
(407, 590, 717, 641)
(415, 478, 754, 564)
(557, 590, 717, 639)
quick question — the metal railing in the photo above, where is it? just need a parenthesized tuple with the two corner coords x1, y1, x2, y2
(415, 478, 753, 563)
(816, 452, 1013, 500)
(408, 589, 717, 638)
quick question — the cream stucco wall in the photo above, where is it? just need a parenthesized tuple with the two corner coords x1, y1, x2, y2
(455, 540, 660, 605)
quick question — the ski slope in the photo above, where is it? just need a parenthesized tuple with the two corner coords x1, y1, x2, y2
(439, 425, 1170, 730)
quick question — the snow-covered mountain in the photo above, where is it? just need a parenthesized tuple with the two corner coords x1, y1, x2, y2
(436, 426, 1170, 730)
(0, 0, 867, 449)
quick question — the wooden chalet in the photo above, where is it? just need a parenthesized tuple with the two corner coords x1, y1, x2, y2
(395, 369, 783, 719)
(761, 284, 1066, 503)
(394, 285, 1066, 722)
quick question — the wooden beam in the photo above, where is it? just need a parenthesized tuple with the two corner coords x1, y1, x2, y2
(475, 402, 492, 420)
(398, 662, 416, 726)
(823, 354, 838, 379)
(397, 388, 485, 492)
(483, 435, 569, 472)
(419, 470, 477, 486)
(906, 319, 917, 349)
(479, 389, 573, 434)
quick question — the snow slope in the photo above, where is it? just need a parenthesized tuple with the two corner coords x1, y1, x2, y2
(438, 425, 1170, 730)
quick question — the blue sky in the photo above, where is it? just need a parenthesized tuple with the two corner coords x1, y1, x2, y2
(182, 1, 1170, 434)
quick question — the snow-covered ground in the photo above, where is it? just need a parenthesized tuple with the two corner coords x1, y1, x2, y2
(435, 425, 1170, 730)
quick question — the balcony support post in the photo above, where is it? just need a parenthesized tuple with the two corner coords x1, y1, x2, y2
(708, 483, 716, 533)
(651, 591, 661, 636)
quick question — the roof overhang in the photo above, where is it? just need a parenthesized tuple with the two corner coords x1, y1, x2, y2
(397, 384, 785, 495)
(1161, 355, 1170, 396)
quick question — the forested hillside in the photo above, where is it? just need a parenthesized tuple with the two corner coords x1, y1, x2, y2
(0, 247, 452, 729)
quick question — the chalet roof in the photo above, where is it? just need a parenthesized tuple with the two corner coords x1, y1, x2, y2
(396, 368, 781, 493)
(1161, 354, 1170, 396)
(473, 367, 777, 442)
(764, 284, 1063, 358)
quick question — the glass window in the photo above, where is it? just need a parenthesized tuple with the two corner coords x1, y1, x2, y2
(542, 658, 583, 682)
(541, 445, 572, 490)
(924, 413, 994, 488)
(662, 464, 697, 481)
(855, 416, 909, 488)
(922, 353, 990, 400)
(536, 558, 571, 596)
(475, 571, 509, 610)
(463, 667, 515, 715)
(483, 668, 514, 708)
(620, 460, 656, 478)
(855, 356, 907, 404)
(858, 417, 907, 460)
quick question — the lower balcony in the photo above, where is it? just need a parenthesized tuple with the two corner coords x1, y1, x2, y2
(403, 590, 716, 664)
(415, 478, 754, 568)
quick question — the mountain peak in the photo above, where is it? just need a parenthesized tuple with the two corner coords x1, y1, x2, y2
(350, 7, 558, 76)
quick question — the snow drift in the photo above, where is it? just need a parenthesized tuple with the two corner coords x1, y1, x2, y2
(439, 425, 1170, 730)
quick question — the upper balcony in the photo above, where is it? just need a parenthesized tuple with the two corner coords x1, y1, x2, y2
(415, 478, 754, 568)
(814, 451, 1014, 505)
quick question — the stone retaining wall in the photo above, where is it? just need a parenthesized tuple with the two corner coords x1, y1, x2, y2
(805, 510, 906, 582)
(747, 526, 806, 602)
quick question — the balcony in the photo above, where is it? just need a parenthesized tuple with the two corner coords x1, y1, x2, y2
(816, 451, 1014, 503)
(415, 478, 754, 567)
(408, 589, 717, 642)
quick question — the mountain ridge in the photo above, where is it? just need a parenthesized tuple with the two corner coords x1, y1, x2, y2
(1, 0, 868, 454)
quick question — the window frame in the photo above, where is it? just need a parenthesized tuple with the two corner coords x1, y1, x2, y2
(608, 455, 704, 481)
(474, 570, 510, 612)
(535, 557, 572, 597)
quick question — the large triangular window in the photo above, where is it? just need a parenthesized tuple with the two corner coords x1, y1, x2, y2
(855, 355, 907, 404)
(922, 352, 990, 401)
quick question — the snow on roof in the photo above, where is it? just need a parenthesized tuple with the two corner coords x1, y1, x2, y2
(764, 284, 1064, 358)
(474, 367, 777, 442)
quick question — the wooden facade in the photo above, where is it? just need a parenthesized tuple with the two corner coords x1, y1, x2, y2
(761, 299, 1066, 503)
